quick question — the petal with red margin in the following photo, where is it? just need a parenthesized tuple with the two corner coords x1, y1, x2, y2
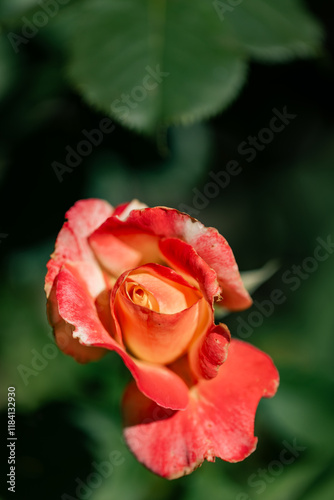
(115, 285, 203, 365)
(111, 263, 205, 364)
(46, 275, 106, 364)
(159, 237, 221, 304)
(189, 323, 231, 381)
(56, 264, 189, 410)
(187, 226, 252, 311)
(123, 339, 279, 479)
(91, 207, 251, 310)
(45, 199, 113, 298)
(128, 264, 202, 313)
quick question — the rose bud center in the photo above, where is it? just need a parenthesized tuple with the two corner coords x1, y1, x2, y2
(125, 282, 160, 311)
(114, 266, 209, 365)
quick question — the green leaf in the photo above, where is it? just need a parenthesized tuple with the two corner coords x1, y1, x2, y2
(225, 0, 323, 62)
(66, 0, 247, 133)
(64, 0, 322, 133)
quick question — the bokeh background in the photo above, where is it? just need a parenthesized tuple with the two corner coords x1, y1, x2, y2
(1, 1, 334, 499)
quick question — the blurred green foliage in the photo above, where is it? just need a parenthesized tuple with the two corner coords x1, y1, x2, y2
(1, 0, 334, 500)
(0, 0, 323, 133)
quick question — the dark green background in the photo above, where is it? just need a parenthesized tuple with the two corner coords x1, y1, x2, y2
(1, 1, 334, 499)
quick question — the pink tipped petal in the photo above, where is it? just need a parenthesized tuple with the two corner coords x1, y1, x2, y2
(47, 276, 106, 364)
(90, 207, 251, 310)
(56, 265, 189, 410)
(123, 339, 279, 479)
(66, 261, 107, 298)
(65, 199, 113, 238)
(45, 199, 113, 298)
(187, 227, 252, 311)
(189, 323, 231, 381)
(159, 237, 222, 303)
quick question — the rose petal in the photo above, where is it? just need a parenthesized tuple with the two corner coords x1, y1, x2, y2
(47, 275, 106, 364)
(189, 322, 231, 380)
(45, 199, 113, 298)
(88, 200, 152, 276)
(91, 206, 251, 310)
(56, 264, 189, 410)
(189, 226, 252, 311)
(159, 237, 221, 304)
(128, 266, 201, 313)
(123, 339, 279, 479)
(113, 199, 148, 220)
(89, 232, 143, 277)
(112, 264, 205, 364)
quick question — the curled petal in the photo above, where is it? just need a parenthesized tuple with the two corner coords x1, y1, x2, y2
(56, 264, 189, 410)
(91, 207, 251, 310)
(159, 237, 221, 303)
(47, 276, 106, 364)
(113, 199, 148, 220)
(189, 323, 231, 380)
(188, 226, 252, 311)
(123, 339, 279, 479)
(112, 264, 204, 364)
(45, 199, 113, 299)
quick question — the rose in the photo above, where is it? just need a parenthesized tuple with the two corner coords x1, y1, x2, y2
(45, 199, 279, 479)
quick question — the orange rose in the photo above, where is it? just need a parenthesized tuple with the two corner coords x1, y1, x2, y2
(45, 199, 278, 478)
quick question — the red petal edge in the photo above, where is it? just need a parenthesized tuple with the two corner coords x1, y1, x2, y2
(45, 199, 113, 298)
(56, 264, 189, 410)
(159, 237, 221, 304)
(189, 323, 231, 380)
(90, 207, 251, 310)
(122, 339, 279, 479)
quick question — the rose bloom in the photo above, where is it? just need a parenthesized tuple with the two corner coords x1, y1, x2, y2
(45, 199, 279, 479)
